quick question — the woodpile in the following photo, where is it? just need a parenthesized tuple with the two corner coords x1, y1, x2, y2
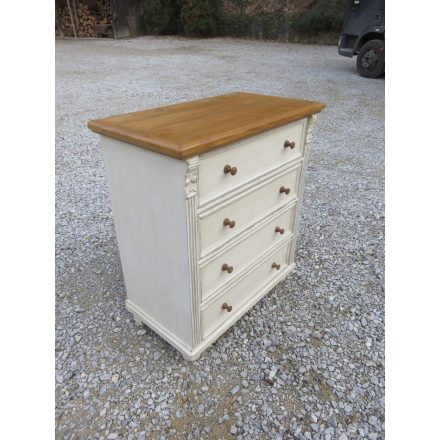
(57, 0, 112, 38)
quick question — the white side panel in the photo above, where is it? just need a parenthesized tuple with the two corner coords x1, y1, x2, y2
(101, 137, 193, 349)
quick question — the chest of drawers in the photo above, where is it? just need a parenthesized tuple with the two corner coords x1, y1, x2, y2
(88, 92, 325, 360)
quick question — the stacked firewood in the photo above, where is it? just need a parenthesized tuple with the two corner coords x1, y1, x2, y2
(95, 0, 111, 21)
(77, 3, 98, 36)
(58, 4, 76, 37)
(57, 0, 112, 38)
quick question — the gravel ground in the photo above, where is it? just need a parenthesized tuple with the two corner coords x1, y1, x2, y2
(55, 36, 384, 440)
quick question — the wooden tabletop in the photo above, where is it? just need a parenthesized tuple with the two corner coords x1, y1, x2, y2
(88, 92, 325, 159)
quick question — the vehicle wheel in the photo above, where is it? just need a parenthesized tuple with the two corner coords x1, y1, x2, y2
(356, 39, 385, 78)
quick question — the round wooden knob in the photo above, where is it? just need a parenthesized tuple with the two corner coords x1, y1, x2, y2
(222, 302, 232, 312)
(275, 226, 285, 234)
(223, 218, 236, 228)
(284, 140, 296, 149)
(279, 186, 290, 195)
(222, 263, 233, 273)
(224, 165, 237, 175)
(271, 262, 281, 270)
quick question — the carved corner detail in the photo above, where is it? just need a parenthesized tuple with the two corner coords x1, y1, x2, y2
(185, 157, 199, 198)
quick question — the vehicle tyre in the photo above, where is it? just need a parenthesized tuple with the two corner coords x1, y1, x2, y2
(356, 39, 385, 78)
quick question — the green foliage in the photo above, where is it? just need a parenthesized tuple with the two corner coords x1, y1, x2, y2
(142, 0, 345, 43)
(143, 0, 173, 34)
(291, 0, 346, 36)
(181, 0, 223, 37)
(219, 11, 290, 41)
(218, 0, 345, 43)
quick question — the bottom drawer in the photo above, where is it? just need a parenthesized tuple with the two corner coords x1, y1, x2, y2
(201, 240, 291, 338)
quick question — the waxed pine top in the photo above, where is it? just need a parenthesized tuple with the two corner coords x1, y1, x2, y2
(88, 92, 326, 159)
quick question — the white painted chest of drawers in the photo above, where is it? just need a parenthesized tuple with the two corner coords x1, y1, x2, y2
(88, 92, 325, 360)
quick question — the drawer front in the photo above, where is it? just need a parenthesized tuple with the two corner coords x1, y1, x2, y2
(199, 165, 301, 255)
(200, 205, 295, 299)
(199, 119, 306, 203)
(201, 241, 290, 338)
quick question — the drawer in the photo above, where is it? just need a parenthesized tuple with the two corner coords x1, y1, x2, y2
(198, 119, 307, 203)
(199, 164, 301, 255)
(200, 204, 296, 299)
(201, 241, 291, 338)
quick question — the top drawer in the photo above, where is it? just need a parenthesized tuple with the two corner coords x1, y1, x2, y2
(198, 119, 307, 203)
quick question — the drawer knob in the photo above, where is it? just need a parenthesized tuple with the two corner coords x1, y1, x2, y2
(222, 263, 234, 273)
(224, 165, 237, 175)
(275, 226, 285, 234)
(222, 302, 233, 312)
(223, 218, 236, 228)
(279, 186, 290, 195)
(284, 140, 296, 149)
(272, 262, 281, 270)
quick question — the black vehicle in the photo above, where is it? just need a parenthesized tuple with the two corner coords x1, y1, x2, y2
(338, 0, 385, 78)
